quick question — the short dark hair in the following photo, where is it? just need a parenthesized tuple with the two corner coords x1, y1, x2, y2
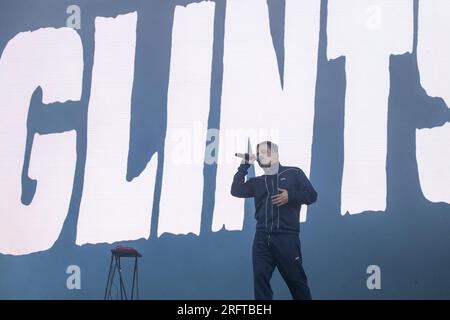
(257, 141, 278, 156)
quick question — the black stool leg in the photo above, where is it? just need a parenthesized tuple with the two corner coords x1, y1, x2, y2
(104, 254, 114, 300)
(131, 256, 139, 299)
(117, 257, 128, 300)
(136, 258, 139, 300)
(109, 256, 119, 299)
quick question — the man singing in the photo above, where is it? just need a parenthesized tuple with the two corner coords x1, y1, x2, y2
(231, 141, 317, 300)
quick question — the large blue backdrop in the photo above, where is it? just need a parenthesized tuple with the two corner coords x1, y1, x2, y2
(0, 0, 450, 299)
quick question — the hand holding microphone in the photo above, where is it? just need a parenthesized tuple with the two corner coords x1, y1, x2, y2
(235, 153, 257, 165)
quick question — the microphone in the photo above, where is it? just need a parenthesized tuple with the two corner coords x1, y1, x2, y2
(235, 153, 255, 162)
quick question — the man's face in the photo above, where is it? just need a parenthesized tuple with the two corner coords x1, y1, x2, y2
(257, 143, 273, 168)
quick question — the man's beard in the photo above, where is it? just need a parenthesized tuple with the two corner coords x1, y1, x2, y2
(257, 158, 280, 176)
(257, 159, 272, 168)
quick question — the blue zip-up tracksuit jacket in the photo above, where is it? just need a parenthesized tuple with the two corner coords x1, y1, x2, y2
(231, 163, 318, 234)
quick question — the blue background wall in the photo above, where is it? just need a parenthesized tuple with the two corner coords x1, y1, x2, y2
(1, 0, 450, 299)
